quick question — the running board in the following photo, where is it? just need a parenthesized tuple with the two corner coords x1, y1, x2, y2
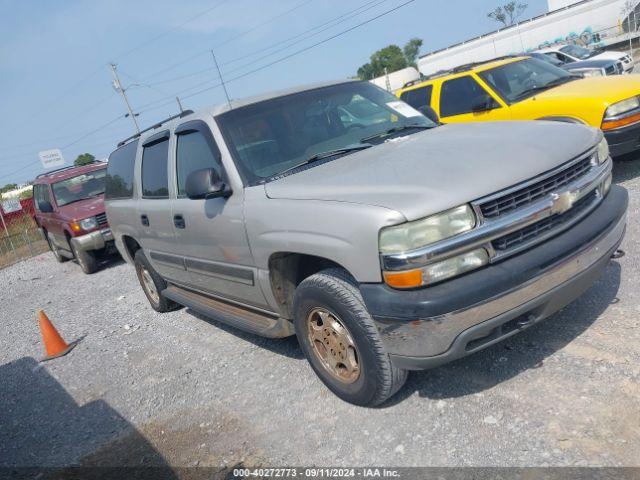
(163, 285, 294, 338)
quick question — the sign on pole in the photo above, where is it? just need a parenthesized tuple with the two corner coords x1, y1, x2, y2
(38, 149, 66, 169)
(1, 198, 22, 214)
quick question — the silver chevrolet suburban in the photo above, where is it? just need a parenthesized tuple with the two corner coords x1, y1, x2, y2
(105, 80, 627, 406)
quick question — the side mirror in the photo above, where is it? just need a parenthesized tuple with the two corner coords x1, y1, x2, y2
(418, 105, 440, 124)
(185, 168, 231, 200)
(38, 201, 54, 213)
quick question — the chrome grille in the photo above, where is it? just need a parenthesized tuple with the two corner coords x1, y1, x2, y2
(95, 212, 108, 227)
(492, 190, 599, 252)
(479, 155, 594, 219)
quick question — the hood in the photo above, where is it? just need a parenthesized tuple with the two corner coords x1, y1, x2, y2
(264, 122, 599, 221)
(527, 75, 640, 106)
(592, 51, 628, 62)
(57, 195, 105, 220)
(564, 58, 618, 69)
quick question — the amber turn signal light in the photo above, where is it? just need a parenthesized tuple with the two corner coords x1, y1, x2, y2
(601, 112, 640, 131)
(383, 269, 424, 289)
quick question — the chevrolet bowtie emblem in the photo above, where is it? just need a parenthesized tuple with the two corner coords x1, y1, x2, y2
(550, 191, 576, 215)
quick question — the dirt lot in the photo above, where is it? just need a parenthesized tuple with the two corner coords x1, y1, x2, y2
(1, 159, 639, 473)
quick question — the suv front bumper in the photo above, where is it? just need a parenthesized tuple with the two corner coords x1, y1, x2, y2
(360, 186, 628, 370)
(72, 228, 114, 252)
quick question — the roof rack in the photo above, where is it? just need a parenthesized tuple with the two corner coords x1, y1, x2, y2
(35, 160, 105, 179)
(117, 110, 194, 148)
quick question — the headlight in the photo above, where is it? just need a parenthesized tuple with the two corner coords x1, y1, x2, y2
(605, 96, 640, 118)
(383, 248, 489, 288)
(78, 217, 98, 231)
(596, 137, 609, 164)
(580, 68, 604, 77)
(379, 205, 476, 254)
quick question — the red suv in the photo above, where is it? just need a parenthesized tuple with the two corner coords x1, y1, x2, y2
(32, 162, 116, 273)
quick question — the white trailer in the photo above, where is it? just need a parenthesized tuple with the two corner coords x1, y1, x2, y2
(369, 67, 420, 93)
(417, 0, 639, 76)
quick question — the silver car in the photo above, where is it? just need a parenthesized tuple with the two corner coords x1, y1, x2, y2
(105, 80, 627, 406)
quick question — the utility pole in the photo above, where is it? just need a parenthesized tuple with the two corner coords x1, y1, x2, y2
(109, 63, 140, 134)
(210, 50, 232, 110)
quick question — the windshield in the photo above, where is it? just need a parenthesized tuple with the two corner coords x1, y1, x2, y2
(559, 44, 595, 60)
(52, 168, 106, 207)
(478, 58, 575, 103)
(217, 81, 435, 184)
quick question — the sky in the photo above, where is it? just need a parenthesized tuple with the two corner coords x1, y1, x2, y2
(0, 0, 548, 186)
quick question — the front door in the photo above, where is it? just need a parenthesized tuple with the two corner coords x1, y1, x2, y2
(436, 74, 511, 123)
(170, 118, 268, 309)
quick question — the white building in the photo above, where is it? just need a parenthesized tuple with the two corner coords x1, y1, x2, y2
(417, 0, 639, 76)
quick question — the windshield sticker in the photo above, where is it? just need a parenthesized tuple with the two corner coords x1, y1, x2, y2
(386, 101, 422, 118)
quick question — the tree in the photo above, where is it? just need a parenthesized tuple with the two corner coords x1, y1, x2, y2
(487, 2, 528, 28)
(403, 38, 423, 68)
(357, 38, 424, 80)
(0, 183, 18, 194)
(74, 153, 96, 166)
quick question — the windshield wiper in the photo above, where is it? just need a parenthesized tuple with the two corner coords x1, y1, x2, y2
(274, 144, 373, 178)
(361, 124, 434, 143)
(513, 75, 580, 101)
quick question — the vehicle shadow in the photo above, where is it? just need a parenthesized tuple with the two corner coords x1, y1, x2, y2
(186, 309, 304, 360)
(0, 357, 178, 479)
(383, 260, 622, 407)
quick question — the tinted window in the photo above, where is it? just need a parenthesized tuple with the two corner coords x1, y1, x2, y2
(176, 130, 222, 196)
(440, 76, 498, 117)
(34, 184, 51, 210)
(217, 82, 435, 185)
(141, 139, 170, 199)
(400, 85, 433, 110)
(105, 140, 138, 200)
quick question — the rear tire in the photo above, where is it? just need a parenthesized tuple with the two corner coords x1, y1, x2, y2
(45, 231, 69, 263)
(293, 268, 407, 407)
(134, 249, 180, 313)
(70, 239, 99, 274)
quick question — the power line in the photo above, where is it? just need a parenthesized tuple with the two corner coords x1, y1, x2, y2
(134, 0, 404, 115)
(139, 0, 315, 82)
(143, 0, 387, 89)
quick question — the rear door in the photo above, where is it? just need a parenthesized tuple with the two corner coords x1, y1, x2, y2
(170, 117, 268, 309)
(136, 130, 189, 284)
(436, 74, 510, 123)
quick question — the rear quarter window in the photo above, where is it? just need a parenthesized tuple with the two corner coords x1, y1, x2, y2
(105, 140, 138, 200)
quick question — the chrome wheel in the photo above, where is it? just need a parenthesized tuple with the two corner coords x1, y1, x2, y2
(140, 266, 160, 304)
(307, 307, 360, 384)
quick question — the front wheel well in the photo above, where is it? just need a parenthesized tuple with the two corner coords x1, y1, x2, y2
(121, 235, 142, 262)
(268, 253, 348, 318)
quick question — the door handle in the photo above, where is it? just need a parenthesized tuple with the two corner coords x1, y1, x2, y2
(173, 214, 186, 229)
(140, 214, 149, 227)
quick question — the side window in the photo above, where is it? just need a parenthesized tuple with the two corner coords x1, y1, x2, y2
(141, 135, 170, 199)
(105, 140, 138, 200)
(34, 184, 50, 210)
(440, 76, 499, 117)
(176, 128, 223, 197)
(399, 85, 433, 110)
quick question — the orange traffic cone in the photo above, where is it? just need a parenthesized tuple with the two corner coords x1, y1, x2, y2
(37, 309, 77, 361)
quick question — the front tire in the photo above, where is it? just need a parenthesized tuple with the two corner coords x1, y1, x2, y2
(46, 231, 69, 263)
(293, 268, 407, 407)
(134, 249, 180, 313)
(70, 239, 98, 274)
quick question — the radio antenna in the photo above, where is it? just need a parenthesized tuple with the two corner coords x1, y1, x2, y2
(211, 50, 232, 110)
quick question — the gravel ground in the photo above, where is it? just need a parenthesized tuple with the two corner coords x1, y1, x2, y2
(1, 159, 639, 471)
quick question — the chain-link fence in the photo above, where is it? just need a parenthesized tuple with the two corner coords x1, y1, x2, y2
(0, 196, 50, 269)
